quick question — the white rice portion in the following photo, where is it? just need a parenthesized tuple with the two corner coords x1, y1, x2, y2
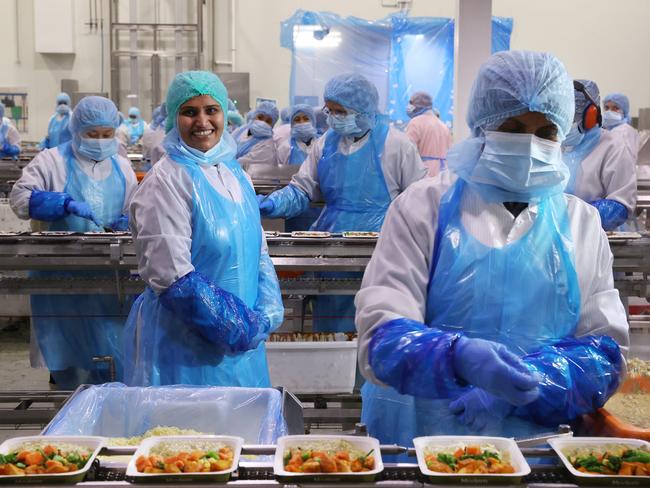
(283, 440, 369, 461)
(11, 442, 92, 457)
(148, 441, 229, 458)
(110, 427, 206, 446)
(562, 444, 649, 460)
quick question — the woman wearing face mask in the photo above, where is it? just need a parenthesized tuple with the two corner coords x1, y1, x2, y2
(259, 73, 426, 332)
(124, 71, 283, 386)
(561, 81, 637, 231)
(602, 93, 639, 166)
(9, 96, 138, 389)
(354, 51, 628, 454)
(118, 106, 149, 146)
(40, 92, 73, 150)
(235, 101, 280, 172)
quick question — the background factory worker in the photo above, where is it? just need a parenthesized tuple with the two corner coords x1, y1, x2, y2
(227, 98, 244, 133)
(40, 92, 72, 149)
(9, 96, 138, 389)
(355, 51, 628, 451)
(118, 106, 148, 146)
(405, 91, 452, 177)
(314, 107, 329, 137)
(602, 92, 639, 164)
(236, 101, 280, 171)
(259, 73, 426, 332)
(124, 71, 284, 386)
(273, 106, 292, 147)
(0, 102, 21, 158)
(142, 103, 167, 165)
(562, 80, 636, 230)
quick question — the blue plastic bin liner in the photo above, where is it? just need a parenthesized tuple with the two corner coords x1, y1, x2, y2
(43, 383, 287, 445)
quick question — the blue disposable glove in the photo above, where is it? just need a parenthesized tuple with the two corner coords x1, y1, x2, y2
(1, 142, 20, 157)
(449, 388, 514, 431)
(40, 137, 50, 150)
(65, 200, 101, 227)
(29, 190, 72, 221)
(256, 194, 275, 215)
(590, 199, 628, 231)
(452, 336, 541, 406)
(108, 215, 129, 231)
(262, 184, 310, 219)
(160, 271, 271, 354)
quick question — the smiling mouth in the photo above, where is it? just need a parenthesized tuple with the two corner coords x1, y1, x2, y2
(193, 129, 215, 137)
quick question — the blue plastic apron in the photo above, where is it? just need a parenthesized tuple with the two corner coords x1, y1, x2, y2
(0, 122, 9, 147)
(127, 120, 145, 145)
(285, 137, 321, 233)
(31, 142, 129, 389)
(124, 157, 270, 387)
(311, 122, 391, 333)
(47, 113, 71, 148)
(362, 179, 580, 451)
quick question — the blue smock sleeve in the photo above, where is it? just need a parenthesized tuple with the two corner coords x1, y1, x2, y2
(264, 184, 310, 219)
(29, 189, 72, 221)
(159, 271, 271, 354)
(590, 199, 628, 231)
(368, 317, 466, 398)
(516, 335, 623, 426)
(254, 250, 284, 333)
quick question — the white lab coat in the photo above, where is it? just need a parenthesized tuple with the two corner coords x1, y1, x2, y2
(610, 123, 639, 164)
(9, 146, 138, 221)
(0, 120, 21, 147)
(273, 123, 291, 147)
(129, 155, 270, 294)
(236, 132, 279, 172)
(570, 129, 637, 212)
(290, 127, 427, 201)
(355, 172, 629, 386)
(142, 126, 166, 164)
(276, 137, 313, 166)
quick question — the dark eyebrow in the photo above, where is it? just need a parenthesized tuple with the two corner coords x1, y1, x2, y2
(500, 119, 525, 129)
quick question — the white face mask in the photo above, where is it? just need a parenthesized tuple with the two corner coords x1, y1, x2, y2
(471, 131, 568, 194)
(602, 110, 624, 129)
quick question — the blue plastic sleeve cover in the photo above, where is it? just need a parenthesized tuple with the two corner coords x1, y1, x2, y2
(159, 271, 271, 354)
(517, 335, 623, 426)
(108, 215, 130, 231)
(590, 199, 629, 231)
(254, 251, 284, 333)
(28, 190, 72, 221)
(265, 184, 310, 219)
(2, 143, 20, 156)
(368, 317, 466, 398)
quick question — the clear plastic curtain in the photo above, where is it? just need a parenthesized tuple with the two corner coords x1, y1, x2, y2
(280, 10, 512, 130)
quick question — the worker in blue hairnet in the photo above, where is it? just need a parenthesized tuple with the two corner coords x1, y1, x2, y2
(9, 96, 138, 389)
(235, 101, 280, 171)
(124, 71, 284, 386)
(273, 106, 292, 147)
(602, 93, 639, 166)
(0, 102, 21, 158)
(355, 51, 628, 453)
(314, 107, 329, 137)
(562, 81, 636, 230)
(142, 103, 167, 165)
(118, 106, 148, 146)
(259, 73, 426, 332)
(227, 99, 244, 133)
(40, 92, 73, 150)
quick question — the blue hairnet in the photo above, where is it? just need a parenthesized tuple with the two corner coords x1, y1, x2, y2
(151, 103, 167, 128)
(128, 106, 141, 118)
(0, 102, 4, 119)
(280, 107, 291, 124)
(410, 91, 433, 110)
(574, 79, 600, 126)
(228, 99, 236, 112)
(603, 92, 630, 120)
(165, 70, 229, 133)
(228, 110, 244, 127)
(56, 92, 71, 106)
(290, 104, 315, 126)
(467, 51, 575, 139)
(253, 101, 279, 126)
(314, 107, 328, 132)
(324, 73, 379, 115)
(69, 96, 121, 135)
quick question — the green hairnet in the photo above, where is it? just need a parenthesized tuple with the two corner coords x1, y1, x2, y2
(165, 71, 229, 133)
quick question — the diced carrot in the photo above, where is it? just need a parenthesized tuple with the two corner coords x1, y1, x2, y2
(15, 451, 30, 462)
(466, 446, 481, 456)
(24, 451, 45, 466)
(43, 445, 57, 457)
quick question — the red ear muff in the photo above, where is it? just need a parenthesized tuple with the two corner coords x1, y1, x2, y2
(583, 104, 600, 131)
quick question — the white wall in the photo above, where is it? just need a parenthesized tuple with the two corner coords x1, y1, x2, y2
(1, 0, 649, 141)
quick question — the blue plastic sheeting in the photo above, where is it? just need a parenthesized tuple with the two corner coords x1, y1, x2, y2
(280, 10, 512, 129)
(43, 384, 288, 445)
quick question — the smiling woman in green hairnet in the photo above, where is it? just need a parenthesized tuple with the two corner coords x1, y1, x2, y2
(124, 70, 284, 386)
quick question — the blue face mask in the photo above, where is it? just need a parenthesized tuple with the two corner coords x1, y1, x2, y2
(563, 123, 584, 149)
(406, 104, 428, 119)
(291, 122, 316, 142)
(471, 131, 568, 194)
(76, 136, 118, 161)
(56, 104, 70, 115)
(327, 112, 360, 136)
(177, 130, 236, 167)
(249, 120, 273, 138)
(602, 110, 624, 129)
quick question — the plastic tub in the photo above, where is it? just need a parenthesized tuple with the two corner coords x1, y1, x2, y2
(413, 436, 530, 485)
(266, 341, 357, 393)
(126, 435, 243, 483)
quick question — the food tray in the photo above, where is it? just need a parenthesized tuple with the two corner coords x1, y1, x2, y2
(548, 436, 650, 485)
(125, 435, 243, 483)
(274, 434, 383, 482)
(607, 231, 642, 240)
(0, 435, 104, 484)
(290, 231, 331, 238)
(413, 436, 530, 485)
(341, 231, 379, 239)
